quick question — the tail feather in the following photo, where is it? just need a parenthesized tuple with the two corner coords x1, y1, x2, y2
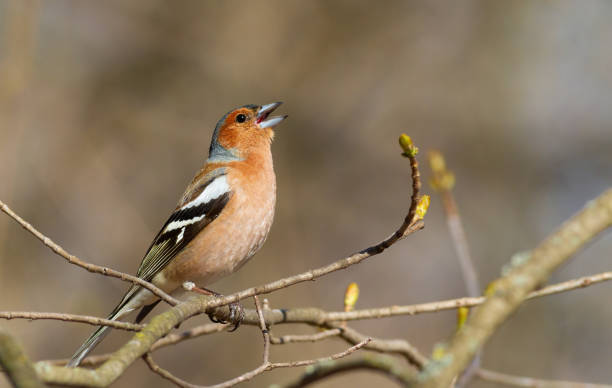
(67, 287, 142, 367)
(67, 324, 112, 367)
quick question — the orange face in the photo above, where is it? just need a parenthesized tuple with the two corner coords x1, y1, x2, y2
(216, 107, 275, 154)
(212, 103, 286, 160)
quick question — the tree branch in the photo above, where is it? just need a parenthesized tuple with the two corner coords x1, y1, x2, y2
(417, 188, 612, 387)
(327, 323, 427, 368)
(270, 329, 341, 344)
(0, 200, 178, 306)
(0, 327, 45, 388)
(0, 312, 142, 332)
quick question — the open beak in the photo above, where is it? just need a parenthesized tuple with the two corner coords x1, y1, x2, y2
(257, 102, 287, 129)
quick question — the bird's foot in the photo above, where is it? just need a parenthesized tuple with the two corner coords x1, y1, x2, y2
(226, 302, 245, 332)
(183, 282, 244, 331)
(208, 300, 244, 331)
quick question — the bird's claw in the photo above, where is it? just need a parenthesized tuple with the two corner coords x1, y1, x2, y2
(206, 300, 244, 331)
(227, 302, 245, 332)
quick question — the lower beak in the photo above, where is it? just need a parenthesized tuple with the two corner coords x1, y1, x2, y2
(257, 102, 288, 129)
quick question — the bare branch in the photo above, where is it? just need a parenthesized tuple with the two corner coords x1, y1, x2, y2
(269, 338, 371, 369)
(270, 329, 341, 344)
(329, 323, 427, 368)
(529, 272, 612, 299)
(143, 354, 191, 388)
(253, 296, 270, 364)
(321, 270, 612, 321)
(0, 312, 142, 332)
(417, 188, 612, 387)
(428, 150, 479, 297)
(477, 368, 612, 388)
(0, 200, 178, 306)
(276, 354, 415, 388)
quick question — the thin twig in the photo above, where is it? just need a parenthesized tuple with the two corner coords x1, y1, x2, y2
(0, 311, 143, 331)
(268, 338, 371, 369)
(0, 200, 178, 306)
(405, 149, 422, 225)
(477, 368, 612, 388)
(253, 296, 270, 364)
(529, 272, 612, 298)
(428, 151, 479, 298)
(322, 270, 612, 321)
(445, 196, 479, 296)
(328, 323, 427, 368)
(143, 354, 198, 388)
(270, 329, 342, 344)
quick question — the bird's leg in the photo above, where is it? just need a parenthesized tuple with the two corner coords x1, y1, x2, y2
(182, 281, 244, 331)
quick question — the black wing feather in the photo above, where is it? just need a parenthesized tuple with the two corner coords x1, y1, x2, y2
(137, 190, 231, 282)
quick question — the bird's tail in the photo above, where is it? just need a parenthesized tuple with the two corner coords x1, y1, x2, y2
(67, 321, 113, 367)
(67, 288, 139, 367)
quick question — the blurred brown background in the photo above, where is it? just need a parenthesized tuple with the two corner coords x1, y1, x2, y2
(1, 1, 611, 387)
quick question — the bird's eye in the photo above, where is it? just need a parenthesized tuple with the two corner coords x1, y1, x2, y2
(236, 114, 247, 123)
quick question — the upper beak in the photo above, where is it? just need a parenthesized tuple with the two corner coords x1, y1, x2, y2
(257, 102, 287, 129)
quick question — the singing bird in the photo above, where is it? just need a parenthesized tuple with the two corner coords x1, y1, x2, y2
(68, 103, 287, 367)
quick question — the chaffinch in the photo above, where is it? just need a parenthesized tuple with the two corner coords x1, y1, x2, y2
(68, 102, 287, 367)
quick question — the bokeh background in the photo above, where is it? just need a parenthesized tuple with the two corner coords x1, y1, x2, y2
(1, 1, 611, 387)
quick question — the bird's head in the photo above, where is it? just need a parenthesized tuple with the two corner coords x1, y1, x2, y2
(208, 102, 287, 162)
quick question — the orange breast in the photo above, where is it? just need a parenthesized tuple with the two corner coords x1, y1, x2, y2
(160, 149, 276, 288)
